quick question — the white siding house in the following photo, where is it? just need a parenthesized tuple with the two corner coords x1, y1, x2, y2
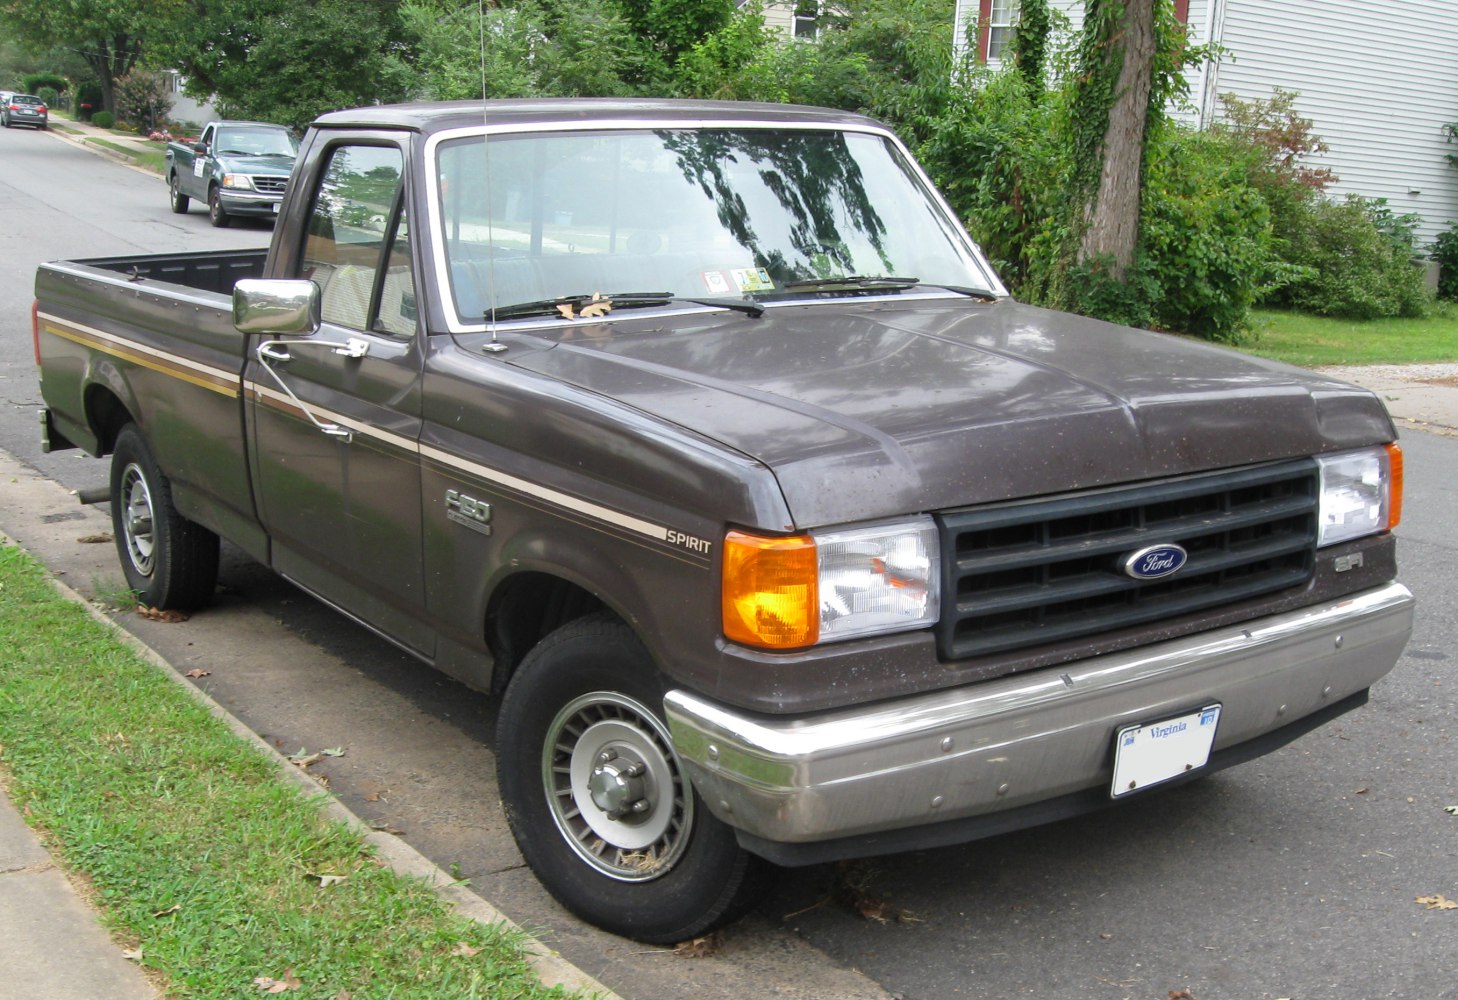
(951, 0, 1458, 245)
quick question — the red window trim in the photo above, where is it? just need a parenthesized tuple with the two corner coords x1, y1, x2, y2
(976, 0, 993, 62)
(1175, 0, 1190, 23)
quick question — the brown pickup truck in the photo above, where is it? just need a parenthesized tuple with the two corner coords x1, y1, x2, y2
(33, 98, 1414, 943)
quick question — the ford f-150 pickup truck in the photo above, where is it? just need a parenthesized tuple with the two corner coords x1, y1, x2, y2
(34, 99, 1414, 944)
(164, 120, 298, 227)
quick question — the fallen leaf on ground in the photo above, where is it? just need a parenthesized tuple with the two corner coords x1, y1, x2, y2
(1169, 990, 1196, 1000)
(288, 749, 323, 768)
(76, 533, 112, 544)
(1354, 787, 1369, 795)
(152, 904, 181, 917)
(833, 860, 922, 925)
(310, 873, 347, 888)
(368, 820, 406, 836)
(320, 747, 345, 758)
(122, 946, 143, 962)
(254, 969, 302, 993)
(1444, 805, 1458, 816)
(672, 933, 722, 957)
(184, 668, 210, 679)
(137, 605, 189, 623)
(1416, 895, 1458, 910)
(451, 942, 481, 957)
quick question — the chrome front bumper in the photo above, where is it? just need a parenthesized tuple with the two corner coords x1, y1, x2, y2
(666, 582, 1414, 854)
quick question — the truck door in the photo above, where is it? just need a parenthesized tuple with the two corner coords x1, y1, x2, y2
(186, 123, 215, 198)
(246, 139, 432, 656)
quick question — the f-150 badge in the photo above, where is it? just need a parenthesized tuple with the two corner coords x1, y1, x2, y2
(445, 489, 493, 535)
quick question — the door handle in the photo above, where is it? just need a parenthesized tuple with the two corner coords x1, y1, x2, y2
(258, 342, 292, 363)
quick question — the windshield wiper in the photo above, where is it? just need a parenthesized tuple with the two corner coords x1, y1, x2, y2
(916, 283, 1001, 302)
(779, 276, 1000, 302)
(486, 291, 763, 321)
(780, 275, 922, 292)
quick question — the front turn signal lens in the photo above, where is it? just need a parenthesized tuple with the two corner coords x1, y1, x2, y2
(722, 530, 818, 649)
(1386, 442, 1403, 531)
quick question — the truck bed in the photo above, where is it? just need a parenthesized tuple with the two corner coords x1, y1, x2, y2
(76, 248, 268, 295)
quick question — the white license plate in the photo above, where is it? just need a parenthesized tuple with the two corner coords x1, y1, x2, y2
(1111, 705, 1221, 798)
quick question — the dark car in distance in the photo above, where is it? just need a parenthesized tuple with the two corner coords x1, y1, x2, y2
(2, 94, 48, 130)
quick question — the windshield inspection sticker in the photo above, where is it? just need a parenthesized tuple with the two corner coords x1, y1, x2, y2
(730, 267, 774, 292)
(701, 270, 732, 295)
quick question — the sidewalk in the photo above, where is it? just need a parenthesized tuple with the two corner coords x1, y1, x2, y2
(0, 791, 158, 998)
(1320, 362, 1458, 437)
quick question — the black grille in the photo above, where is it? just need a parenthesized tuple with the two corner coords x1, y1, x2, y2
(935, 460, 1319, 660)
(252, 175, 288, 194)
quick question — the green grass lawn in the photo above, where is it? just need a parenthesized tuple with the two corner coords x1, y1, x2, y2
(1241, 307, 1458, 368)
(0, 542, 573, 1000)
(85, 136, 168, 175)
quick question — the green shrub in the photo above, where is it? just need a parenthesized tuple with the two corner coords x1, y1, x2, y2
(90, 110, 115, 130)
(113, 69, 172, 133)
(75, 83, 103, 120)
(21, 71, 68, 96)
(1135, 130, 1291, 340)
(1272, 196, 1430, 319)
(1430, 223, 1458, 300)
(36, 87, 58, 108)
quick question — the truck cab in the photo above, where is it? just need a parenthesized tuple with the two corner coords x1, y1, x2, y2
(165, 120, 298, 227)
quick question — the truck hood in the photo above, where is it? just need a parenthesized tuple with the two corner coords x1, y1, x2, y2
(506, 298, 1395, 528)
(216, 153, 294, 175)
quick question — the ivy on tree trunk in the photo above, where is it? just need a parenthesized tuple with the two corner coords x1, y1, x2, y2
(1075, 0, 1156, 277)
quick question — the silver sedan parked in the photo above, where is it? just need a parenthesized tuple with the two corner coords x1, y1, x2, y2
(1, 94, 49, 130)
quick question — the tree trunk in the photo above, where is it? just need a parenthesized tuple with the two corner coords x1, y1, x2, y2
(87, 34, 143, 115)
(1077, 0, 1157, 278)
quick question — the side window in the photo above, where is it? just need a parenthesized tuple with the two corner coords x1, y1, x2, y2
(200, 124, 215, 149)
(301, 144, 417, 338)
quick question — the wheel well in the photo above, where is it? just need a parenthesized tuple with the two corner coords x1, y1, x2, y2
(84, 386, 134, 455)
(486, 573, 608, 694)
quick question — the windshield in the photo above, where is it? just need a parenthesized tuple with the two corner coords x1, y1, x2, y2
(216, 126, 298, 157)
(433, 127, 994, 323)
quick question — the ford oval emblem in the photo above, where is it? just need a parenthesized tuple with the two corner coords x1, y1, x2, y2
(1122, 543, 1188, 580)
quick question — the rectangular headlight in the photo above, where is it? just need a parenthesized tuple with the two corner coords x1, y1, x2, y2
(1316, 445, 1401, 546)
(722, 518, 940, 649)
(222, 173, 254, 190)
(815, 518, 940, 641)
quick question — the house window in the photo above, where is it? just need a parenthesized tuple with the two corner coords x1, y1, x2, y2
(987, 0, 1016, 60)
(794, 0, 819, 39)
(975, 0, 1017, 63)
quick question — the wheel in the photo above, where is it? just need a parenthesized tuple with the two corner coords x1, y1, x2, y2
(207, 186, 230, 228)
(169, 174, 190, 214)
(497, 614, 767, 943)
(110, 424, 220, 611)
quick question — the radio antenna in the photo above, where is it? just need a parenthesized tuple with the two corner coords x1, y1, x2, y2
(479, 0, 506, 352)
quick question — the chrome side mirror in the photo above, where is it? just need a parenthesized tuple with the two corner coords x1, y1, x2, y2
(233, 278, 321, 336)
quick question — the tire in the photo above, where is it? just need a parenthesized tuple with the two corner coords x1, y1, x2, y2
(497, 614, 767, 943)
(207, 186, 230, 228)
(110, 424, 220, 611)
(169, 174, 190, 214)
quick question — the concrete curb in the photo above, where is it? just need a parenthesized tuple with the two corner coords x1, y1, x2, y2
(45, 122, 161, 177)
(3, 530, 618, 1000)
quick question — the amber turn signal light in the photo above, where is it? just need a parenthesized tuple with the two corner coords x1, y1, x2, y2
(1386, 442, 1403, 531)
(722, 530, 818, 649)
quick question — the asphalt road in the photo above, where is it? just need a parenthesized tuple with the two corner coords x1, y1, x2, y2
(1, 122, 1454, 1000)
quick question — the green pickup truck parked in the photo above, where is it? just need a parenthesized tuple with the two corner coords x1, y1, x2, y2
(164, 120, 297, 227)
